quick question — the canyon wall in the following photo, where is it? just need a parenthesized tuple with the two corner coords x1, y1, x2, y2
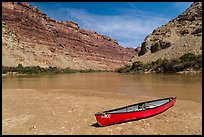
(2, 2, 136, 70)
(132, 2, 202, 63)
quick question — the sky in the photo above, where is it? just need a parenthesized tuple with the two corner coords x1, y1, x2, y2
(29, 2, 193, 48)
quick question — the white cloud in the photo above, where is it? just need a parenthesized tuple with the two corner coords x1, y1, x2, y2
(173, 2, 193, 13)
(63, 8, 170, 48)
(174, 2, 193, 9)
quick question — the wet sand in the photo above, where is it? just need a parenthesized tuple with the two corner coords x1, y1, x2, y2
(2, 88, 202, 135)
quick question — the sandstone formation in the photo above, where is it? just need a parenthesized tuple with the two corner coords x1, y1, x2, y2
(133, 2, 202, 63)
(2, 2, 136, 70)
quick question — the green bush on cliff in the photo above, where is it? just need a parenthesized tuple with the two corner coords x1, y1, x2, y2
(154, 58, 163, 65)
(130, 61, 146, 72)
(179, 53, 198, 62)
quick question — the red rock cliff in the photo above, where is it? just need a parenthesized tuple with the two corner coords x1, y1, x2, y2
(2, 2, 136, 70)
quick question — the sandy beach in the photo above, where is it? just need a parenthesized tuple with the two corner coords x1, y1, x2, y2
(2, 87, 202, 135)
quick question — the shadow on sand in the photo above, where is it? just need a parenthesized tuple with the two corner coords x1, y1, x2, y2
(91, 118, 141, 128)
(91, 123, 101, 127)
(91, 118, 143, 128)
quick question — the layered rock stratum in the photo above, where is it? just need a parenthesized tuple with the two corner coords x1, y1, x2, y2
(133, 2, 202, 63)
(2, 2, 136, 70)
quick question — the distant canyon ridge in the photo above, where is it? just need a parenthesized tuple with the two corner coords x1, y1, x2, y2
(2, 2, 136, 70)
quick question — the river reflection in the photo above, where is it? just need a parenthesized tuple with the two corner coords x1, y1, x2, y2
(2, 73, 202, 103)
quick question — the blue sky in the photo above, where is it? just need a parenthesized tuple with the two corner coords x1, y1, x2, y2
(29, 2, 193, 48)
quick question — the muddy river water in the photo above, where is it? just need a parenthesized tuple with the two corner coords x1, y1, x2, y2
(2, 72, 202, 103)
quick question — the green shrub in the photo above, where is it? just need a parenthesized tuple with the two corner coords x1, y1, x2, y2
(2, 66, 10, 74)
(131, 61, 144, 72)
(116, 65, 132, 73)
(17, 63, 23, 68)
(179, 53, 198, 62)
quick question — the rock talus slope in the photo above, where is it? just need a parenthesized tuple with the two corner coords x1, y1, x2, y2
(2, 2, 136, 70)
(133, 2, 202, 63)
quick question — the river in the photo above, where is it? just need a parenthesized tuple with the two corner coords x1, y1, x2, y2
(2, 72, 202, 103)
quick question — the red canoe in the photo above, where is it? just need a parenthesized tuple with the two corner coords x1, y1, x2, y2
(95, 97, 176, 126)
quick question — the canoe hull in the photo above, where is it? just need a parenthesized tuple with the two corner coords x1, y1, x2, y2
(95, 97, 176, 126)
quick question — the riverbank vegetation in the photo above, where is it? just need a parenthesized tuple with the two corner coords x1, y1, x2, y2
(2, 53, 202, 75)
(2, 64, 111, 75)
(116, 53, 202, 74)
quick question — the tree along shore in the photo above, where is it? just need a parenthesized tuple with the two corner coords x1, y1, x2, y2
(2, 64, 111, 75)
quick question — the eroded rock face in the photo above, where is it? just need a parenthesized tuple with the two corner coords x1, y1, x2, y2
(150, 40, 171, 53)
(2, 2, 136, 70)
(135, 2, 202, 63)
(138, 42, 147, 56)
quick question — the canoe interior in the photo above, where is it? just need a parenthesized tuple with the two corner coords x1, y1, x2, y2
(103, 97, 175, 114)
